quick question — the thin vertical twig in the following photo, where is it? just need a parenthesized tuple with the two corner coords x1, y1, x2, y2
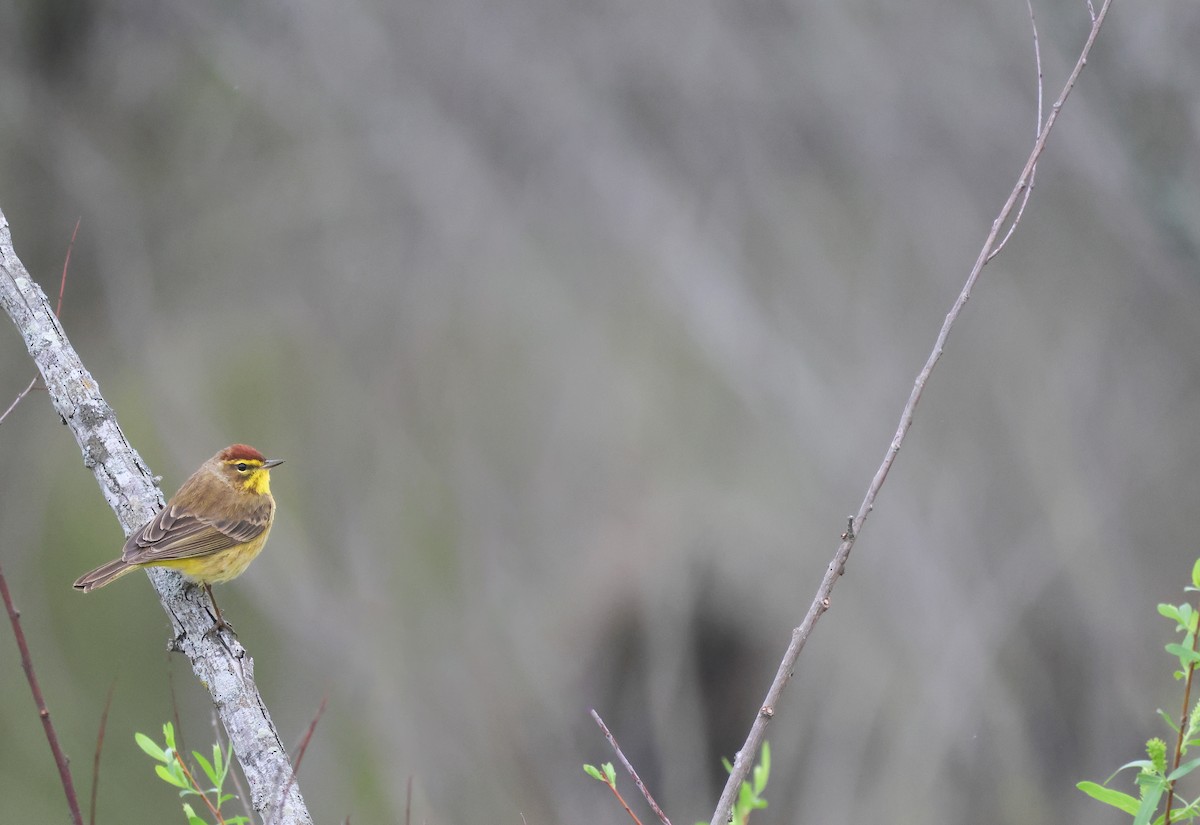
(0, 561, 84, 825)
(1165, 598, 1200, 825)
(165, 657, 190, 778)
(0, 218, 76, 425)
(55, 218, 79, 317)
(266, 695, 328, 825)
(290, 695, 327, 778)
(591, 710, 672, 825)
(88, 680, 117, 825)
(989, 0, 1045, 261)
(708, 3, 1115, 822)
(405, 776, 413, 825)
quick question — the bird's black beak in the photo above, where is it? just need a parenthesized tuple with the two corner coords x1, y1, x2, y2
(262, 458, 285, 469)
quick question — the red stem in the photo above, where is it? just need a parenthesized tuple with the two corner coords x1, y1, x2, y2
(1165, 599, 1200, 825)
(0, 562, 84, 825)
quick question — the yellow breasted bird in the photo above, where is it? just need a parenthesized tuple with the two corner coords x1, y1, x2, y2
(73, 444, 283, 628)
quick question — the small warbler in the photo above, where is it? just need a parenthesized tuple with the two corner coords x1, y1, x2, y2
(73, 444, 283, 628)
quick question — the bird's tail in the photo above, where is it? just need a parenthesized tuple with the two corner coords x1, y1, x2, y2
(73, 558, 138, 592)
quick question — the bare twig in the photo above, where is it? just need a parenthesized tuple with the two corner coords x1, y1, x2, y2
(0, 375, 39, 426)
(0, 218, 75, 426)
(405, 775, 413, 825)
(0, 207, 312, 825)
(88, 680, 116, 825)
(591, 709, 672, 825)
(0, 561, 84, 825)
(592, 769, 645, 825)
(708, 3, 1115, 823)
(168, 660, 188, 779)
(55, 219, 78, 317)
(989, 0, 1044, 261)
(290, 696, 327, 778)
(266, 695, 327, 825)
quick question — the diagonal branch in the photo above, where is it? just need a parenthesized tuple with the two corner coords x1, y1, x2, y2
(0, 206, 312, 825)
(708, 2, 1114, 823)
(0, 561, 84, 825)
(591, 709, 673, 825)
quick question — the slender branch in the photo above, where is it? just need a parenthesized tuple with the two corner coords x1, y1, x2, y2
(708, 3, 1114, 823)
(168, 660, 189, 782)
(595, 772, 644, 825)
(89, 680, 116, 825)
(175, 755, 227, 825)
(591, 709, 672, 825)
(1165, 598, 1200, 825)
(55, 219, 78, 317)
(0, 375, 39, 426)
(0, 561, 84, 825)
(989, 0, 1044, 262)
(267, 696, 327, 825)
(0, 218, 75, 426)
(607, 785, 644, 825)
(0, 206, 312, 825)
(290, 696, 327, 780)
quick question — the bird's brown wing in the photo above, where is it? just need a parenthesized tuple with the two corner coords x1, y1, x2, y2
(120, 501, 272, 564)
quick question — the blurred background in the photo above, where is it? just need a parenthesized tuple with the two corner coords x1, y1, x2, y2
(1, 0, 1198, 822)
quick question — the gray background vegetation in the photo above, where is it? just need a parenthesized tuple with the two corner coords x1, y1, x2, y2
(1, 0, 1198, 823)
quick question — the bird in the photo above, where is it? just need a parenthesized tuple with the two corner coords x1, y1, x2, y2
(73, 444, 283, 631)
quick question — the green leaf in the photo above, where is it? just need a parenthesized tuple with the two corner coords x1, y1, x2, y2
(154, 764, 190, 790)
(1167, 755, 1200, 781)
(1160, 604, 1184, 624)
(584, 762, 618, 786)
(1158, 710, 1181, 733)
(135, 732, 169, 763)
(162, 722, 177, 752)
(193, 750, 219, 788)
(1165, 644, 1200, 666)
(1133, 781, 1165, 825)
(182, 802, 206, 825)
(1113, 759, 1155, 777)
(1191, 558, 1200, 590)
(754, 742, 770, 794)
(1077, 781, 1139, 815)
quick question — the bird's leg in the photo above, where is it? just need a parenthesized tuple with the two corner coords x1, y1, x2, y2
(202, 583, 236, 636)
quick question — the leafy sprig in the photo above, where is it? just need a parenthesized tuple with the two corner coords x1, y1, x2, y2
(1079, 559, 1200, 825)
(135, 722, 248, 825)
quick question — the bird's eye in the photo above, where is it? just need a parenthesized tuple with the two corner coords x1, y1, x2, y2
(236, 463, 249, 472)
